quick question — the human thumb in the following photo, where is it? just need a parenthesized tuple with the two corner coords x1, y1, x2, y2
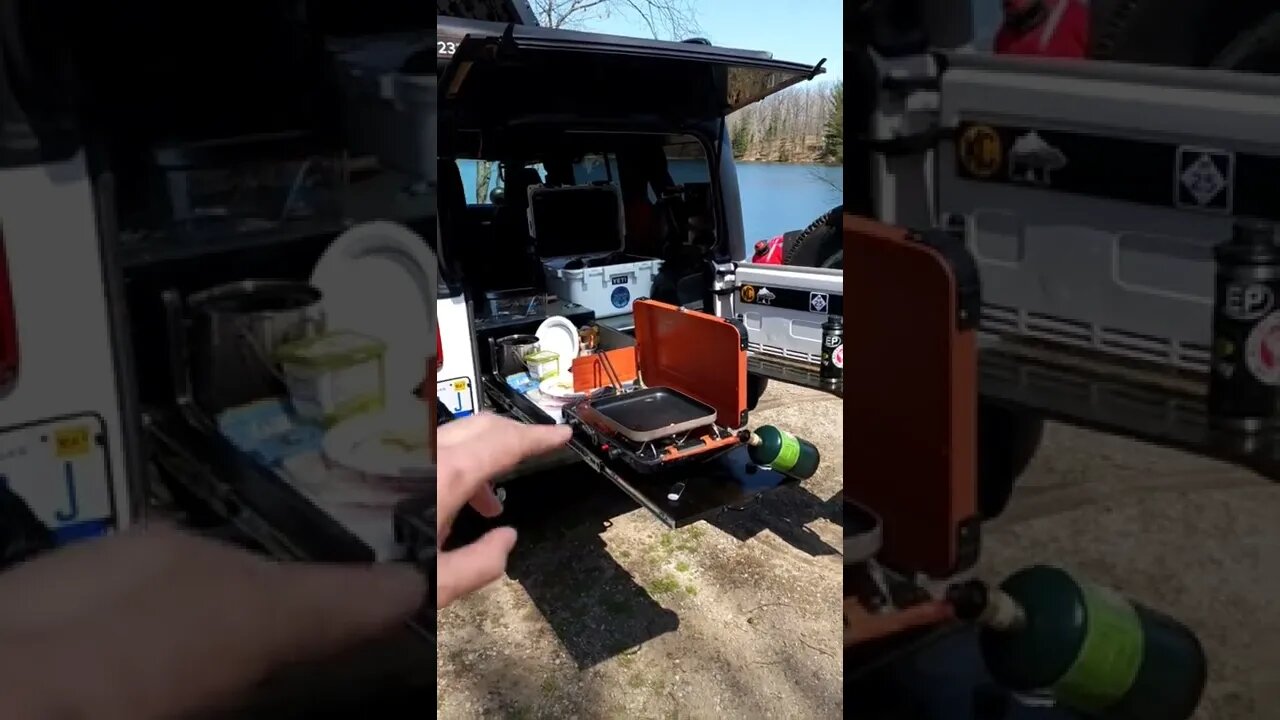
(436, 527, 518, 609)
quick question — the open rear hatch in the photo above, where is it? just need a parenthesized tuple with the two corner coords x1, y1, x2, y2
(484, 301, 799, 528)
(438, 19, 824, 126)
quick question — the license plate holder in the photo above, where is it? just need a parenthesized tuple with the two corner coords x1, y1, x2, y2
(0, 413, 116, 544)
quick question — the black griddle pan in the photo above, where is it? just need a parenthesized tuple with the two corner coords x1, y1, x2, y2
(575, 387, 717, 443)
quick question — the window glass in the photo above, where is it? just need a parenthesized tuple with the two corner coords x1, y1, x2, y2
(455, 160, 547, 205)
(572, 153, 617, 184)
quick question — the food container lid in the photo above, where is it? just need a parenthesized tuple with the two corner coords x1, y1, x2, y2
(276, 331, 386, 369)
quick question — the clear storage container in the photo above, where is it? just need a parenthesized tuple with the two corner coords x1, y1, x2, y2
(276, 331, 387, 427)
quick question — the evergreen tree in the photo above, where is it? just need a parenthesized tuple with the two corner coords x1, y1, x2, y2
(821, 82, 844, 164)
(731, 123, 750, 158)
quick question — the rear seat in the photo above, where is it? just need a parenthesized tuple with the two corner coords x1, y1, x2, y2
(437, 159, 469, 271)
(490, 165, 545, 290)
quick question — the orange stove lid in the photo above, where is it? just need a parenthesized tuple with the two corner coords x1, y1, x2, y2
(632, 299, 748, 429)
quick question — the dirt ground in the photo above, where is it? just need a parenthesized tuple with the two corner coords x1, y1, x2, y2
(436, 382, 1280, 720)
(437, 382, 844, 719)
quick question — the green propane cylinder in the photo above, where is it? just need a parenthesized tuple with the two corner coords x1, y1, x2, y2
(947, 566, 1207, 720)
(747, 425, 820, 480)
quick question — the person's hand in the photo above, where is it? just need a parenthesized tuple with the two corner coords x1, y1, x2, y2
(0, 525, 426, 720)
(436, 413, 571, 608)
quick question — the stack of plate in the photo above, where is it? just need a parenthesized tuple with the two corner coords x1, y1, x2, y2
(532, 315, 584, 406)
(309, 221, 436, 489)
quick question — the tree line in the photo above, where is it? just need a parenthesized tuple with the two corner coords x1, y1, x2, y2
(728, 80, 843, 165)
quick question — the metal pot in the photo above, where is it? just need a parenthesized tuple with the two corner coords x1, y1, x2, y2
(490, 334, 540, 378)
(163, 280, 325, 417)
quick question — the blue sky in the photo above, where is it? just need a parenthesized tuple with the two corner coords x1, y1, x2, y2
(577, 0, 842, 81)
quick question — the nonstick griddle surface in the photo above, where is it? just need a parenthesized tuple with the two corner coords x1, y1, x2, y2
(589, 388, 716, 437)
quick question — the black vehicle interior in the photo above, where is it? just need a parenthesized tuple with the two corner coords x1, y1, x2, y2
(0, 1, 439, 551)
(43, 3, 435, 413)
(438, 130, 721, 313)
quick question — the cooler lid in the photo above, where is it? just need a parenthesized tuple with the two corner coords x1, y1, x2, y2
(528, 184, 625, 257)
(632, 299, 748, 429)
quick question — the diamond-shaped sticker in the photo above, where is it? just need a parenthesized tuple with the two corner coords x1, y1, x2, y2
(809, 292, 829, 313)
(1175, 147, 1233, 213)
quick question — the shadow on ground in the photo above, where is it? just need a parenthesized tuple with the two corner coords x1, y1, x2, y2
(439, 384, 845, 718)
(708, 485, 843, 558)
(446, 464, 680, 669)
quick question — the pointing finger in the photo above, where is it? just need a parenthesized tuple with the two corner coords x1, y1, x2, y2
(437, 418, 570, 523)
(436, 527, 518, 608)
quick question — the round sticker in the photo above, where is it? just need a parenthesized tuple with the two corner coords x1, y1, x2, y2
(958, 124, 1003, 179)
(610, 286, 631, 309)
(832, 344, 844, 369)
(1245, 311, 1280, 385)
(740, 285, 756, 303)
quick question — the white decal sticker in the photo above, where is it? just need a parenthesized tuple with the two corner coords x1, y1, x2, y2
(1008, 131, 1067, 187)
(1245, 311, 1280, 385)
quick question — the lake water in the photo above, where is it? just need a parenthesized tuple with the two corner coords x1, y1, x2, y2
(735, 162, 843, 250)
(456, 160, 843, 257)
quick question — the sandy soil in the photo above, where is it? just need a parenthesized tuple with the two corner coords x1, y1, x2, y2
(437, 382, 845, 719)
(437, 382, 1280, 720)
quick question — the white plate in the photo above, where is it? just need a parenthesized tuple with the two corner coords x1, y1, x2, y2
(535, 316, 580, 368)
(322, 406, 432, 481)
(310, 221, 436, 416)
(539, 373, 586, 402)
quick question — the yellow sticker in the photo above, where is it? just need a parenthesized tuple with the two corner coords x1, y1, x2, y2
(958, 124, 1003, 179)
(740, 285, 757, 303)
(54, 426, 91, 458)
(452, 379, 468, 391)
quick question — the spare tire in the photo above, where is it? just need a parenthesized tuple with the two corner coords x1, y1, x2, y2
(976, 399, 1045, 520)
(1211, 11, 1280, 72)
(1091, 0, 1279, 68)
(783, 204, 844, 269)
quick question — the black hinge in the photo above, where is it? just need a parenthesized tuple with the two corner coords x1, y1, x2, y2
(914, 226, 981, 332)
(953, 516, 981, 574)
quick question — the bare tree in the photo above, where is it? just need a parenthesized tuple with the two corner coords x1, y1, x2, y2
(530, 0, 701, 39)
(727, 80, 842, 164)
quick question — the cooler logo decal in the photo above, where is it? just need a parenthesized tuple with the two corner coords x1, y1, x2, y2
(1008, 131, 1067, 187)
(957, 124, 1003, 179)
(611, 286, 631, 309)
(809, 292, 830, 314)
(1175, 147, 1233, 214)
(740, 285, 841, 314)
(952, 122, 1279, 221)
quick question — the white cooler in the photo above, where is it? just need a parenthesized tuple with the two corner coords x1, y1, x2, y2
(529, 184, 663, 318)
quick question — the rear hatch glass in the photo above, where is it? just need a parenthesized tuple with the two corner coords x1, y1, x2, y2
(438, 21, 823, 125)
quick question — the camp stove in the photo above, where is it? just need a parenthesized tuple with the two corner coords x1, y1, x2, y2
(561, 299, 750, 473)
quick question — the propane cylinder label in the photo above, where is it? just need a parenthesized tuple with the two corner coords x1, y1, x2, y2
(771, 430, 801, 472)
(832, 344, 844, 370)
(1053, 582, 1144, 713)
(1245, 311, 1280, 385)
